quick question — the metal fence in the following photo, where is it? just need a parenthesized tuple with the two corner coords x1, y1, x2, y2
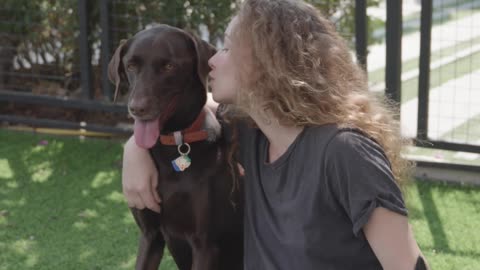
(369, 0, 480, 171)
(0, 0, 478, 169)
(0, 0, 365, 135)
(0, 0, 129, 134)
(417, 0, 480, 152)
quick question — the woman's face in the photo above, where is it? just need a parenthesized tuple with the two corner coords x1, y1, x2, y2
(208, 17, 240, 104)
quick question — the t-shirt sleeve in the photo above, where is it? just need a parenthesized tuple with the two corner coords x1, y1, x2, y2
(325, 130, 408, 237)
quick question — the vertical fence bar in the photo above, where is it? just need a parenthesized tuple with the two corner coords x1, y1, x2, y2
(385, 0, 403, 106)
(100, 0, 113, 101)
(355, 0, 368, 71)
(78, 0, 94, 99)
(417, 0, 433, 141)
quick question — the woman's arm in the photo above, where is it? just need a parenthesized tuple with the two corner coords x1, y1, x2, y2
(363, 207, 429, 270)
(122, 135, 161, 213)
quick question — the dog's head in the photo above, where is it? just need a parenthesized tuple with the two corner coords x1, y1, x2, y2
(108, 25, 216, 148)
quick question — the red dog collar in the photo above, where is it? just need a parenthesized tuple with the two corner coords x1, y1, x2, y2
(159, 108, 209, 145)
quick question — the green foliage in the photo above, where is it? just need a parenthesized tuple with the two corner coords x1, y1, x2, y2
(108, 0, 240, 45)
(1, 0, 79, 73)
(2, 0, 380, 52)
(105, 0, 381, 51)
(307, 0, 382, 44)
(0, 0, 40, 40)
(0, 0, 380, 95)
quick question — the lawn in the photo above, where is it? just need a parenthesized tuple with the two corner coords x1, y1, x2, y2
(1, 129, 479, 270)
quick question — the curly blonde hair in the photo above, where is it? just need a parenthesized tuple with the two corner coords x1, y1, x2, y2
(223, 0, 413, 185)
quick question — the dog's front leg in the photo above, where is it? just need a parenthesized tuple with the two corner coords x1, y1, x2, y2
(136, 232, 165, 270)
(189, 234, 219, 270)
(131, 208, 166, 270)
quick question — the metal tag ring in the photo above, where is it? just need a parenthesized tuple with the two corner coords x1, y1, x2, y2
(177, 143, 191, 155)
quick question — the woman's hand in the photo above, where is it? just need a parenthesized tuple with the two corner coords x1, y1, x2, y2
(122, 135, 161, 213)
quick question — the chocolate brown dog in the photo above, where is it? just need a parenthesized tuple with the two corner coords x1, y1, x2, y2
(108, 25, 243, 270)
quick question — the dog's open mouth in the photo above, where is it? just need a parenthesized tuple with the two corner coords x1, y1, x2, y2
(132, 95, 179, 149)
(134, 117, 161, 149)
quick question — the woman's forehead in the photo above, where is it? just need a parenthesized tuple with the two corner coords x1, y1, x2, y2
(225, 16, 239, 36)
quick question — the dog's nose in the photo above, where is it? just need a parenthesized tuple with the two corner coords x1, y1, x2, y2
(129, 106, 146, 117)
(128, 98, 149, 117)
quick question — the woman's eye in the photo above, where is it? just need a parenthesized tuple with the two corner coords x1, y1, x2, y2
(221, 47, 229, 52)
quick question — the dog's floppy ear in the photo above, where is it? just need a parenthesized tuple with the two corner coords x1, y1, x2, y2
(108, 39, 129, 102)
(187, 32, 217, 89)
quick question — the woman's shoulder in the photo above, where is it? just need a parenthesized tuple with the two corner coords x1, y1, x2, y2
(321, 126, 391, 172)
(327, 128, 383, 153)
(304, 124, 385, 159)
(302, 124, 357, 146)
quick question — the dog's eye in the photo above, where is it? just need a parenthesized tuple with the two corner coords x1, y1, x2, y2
(164, 63, 174, 71)
(127, 63, 136, 72)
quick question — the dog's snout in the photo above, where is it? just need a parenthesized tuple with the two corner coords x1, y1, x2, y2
(128, 98, 150, 118)
(129, 105, 146, 116)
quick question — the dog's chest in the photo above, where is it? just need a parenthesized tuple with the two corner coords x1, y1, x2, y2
(150, 144, 223, 234)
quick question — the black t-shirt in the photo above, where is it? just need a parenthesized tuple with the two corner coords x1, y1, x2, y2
(219, 112, 407, 270)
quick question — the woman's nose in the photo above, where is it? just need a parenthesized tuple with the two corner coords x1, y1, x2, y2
(208, 54, 217, 69)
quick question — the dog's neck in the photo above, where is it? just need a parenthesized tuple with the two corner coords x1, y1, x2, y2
(160, 92, 221, 144)
(160, 80, 221, 143)
(161, 87, 207, 135)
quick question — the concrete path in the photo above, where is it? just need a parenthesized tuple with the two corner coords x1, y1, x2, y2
(367, 10, 480, 71)
(400, 70, 480, 144)
(365, 2, 480, 146)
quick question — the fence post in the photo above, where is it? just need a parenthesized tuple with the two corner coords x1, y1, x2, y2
(78, 0, 94, 99)
(385, 0, 402, 107)
(100, 0, 113, 101)
(355, 0, 368, 71)
(417, 0, 433, 141)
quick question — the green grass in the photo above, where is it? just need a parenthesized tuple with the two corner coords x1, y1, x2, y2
(405, 181, 480, 270)
(1, 129, 480, 269)
(0, 130, 176, 270)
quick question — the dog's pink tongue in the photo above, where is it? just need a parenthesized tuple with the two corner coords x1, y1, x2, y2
(134, 118, 160, 149)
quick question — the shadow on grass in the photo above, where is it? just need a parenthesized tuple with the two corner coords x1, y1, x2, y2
(413, 179, 480, 259)
(0, 130, 176, 270)
(415, 180, 452, 253)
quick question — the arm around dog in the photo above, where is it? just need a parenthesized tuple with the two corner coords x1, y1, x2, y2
(122, 136, 161, 213)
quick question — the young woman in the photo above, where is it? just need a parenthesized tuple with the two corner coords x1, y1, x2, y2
(122, 0, 428, 269)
